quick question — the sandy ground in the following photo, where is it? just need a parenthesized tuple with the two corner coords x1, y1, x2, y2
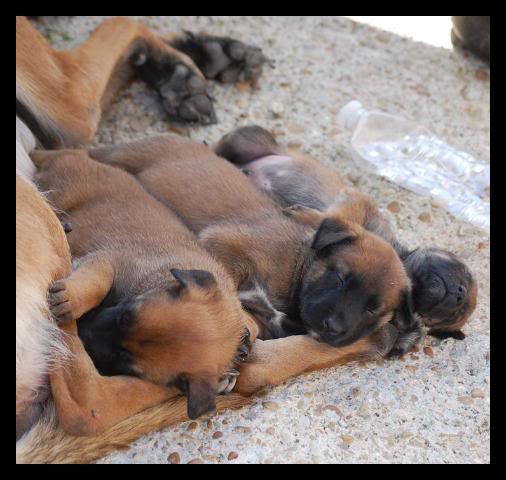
(34, 16, 490, 464)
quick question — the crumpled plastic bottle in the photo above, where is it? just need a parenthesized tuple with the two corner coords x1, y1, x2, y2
(337, 100, 490, 231)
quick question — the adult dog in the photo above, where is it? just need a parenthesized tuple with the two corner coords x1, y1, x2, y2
(16, 15, 268, 463)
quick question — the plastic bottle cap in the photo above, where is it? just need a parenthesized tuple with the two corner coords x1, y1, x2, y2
(337, 100, 366, 131)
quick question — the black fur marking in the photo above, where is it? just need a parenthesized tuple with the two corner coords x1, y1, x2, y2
(428, 329, 466, 340)
(77, 292, 138, 377)
(170, 268, 216, 289)
(312, 218, 356, 252)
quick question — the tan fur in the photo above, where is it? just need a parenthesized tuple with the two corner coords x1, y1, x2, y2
(31, 148, 251, 435)
(89, 135, 407, 391)
(16, 175, 71, 437)
(16, 394, 251, 464)
(16, 16, 198, 148)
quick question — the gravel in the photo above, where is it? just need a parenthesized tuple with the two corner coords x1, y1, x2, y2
(33, 16, 489, 464)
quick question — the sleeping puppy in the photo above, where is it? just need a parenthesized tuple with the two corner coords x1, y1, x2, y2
(32, 149, 252, 421)
(214, 125, 477, 340)
(88, 135, 419, 355)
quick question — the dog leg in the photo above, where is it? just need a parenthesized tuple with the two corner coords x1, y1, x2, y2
(50, 318, 176, 436)
(234, 323, 398, 396)
(168, 31, 269, 85)
(48, 255, 115, 324)
(17, 17, 219, 147)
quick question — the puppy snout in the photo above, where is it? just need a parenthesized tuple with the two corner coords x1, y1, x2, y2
(321, 316, 346, 336)
(456, 284, 467, 304)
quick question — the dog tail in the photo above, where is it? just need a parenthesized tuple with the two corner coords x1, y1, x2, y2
(16, 394, 252, 464)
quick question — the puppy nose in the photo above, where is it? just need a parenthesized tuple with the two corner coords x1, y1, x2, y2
(455, 284, 467, 304)
(321, 316, 343, 334)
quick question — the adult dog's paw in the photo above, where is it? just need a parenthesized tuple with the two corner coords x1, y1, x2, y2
(172, 32, 270, 84)
(132, 49, 217, 125)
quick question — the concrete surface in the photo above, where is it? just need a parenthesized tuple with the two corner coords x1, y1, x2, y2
(33, 16, 490, 464)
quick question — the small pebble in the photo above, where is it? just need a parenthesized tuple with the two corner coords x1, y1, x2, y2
(387, 201, 401, 214)
(168, 452, 180, 464)
(212, 431, 223, 439)
(270, 101, 285, 118)
(187, 458, 204, 464)
(235, 81, 251, 93)
(235, 426, 252, 434)
(341, 435, 354, 446)
(228, 452, 239, 461)
(458, 396, 474, 406)
(471, 388, 485, 399)
(423, 346, 434, 358)
(187, 421, 198, 431)
(262, 401, 280, 411)
(323, 405, 342, 416)
(475, 69, 489, 82)
(418, 212, 431, 223)
(347, 172, 361, 184)
(477, 241, 488, 250)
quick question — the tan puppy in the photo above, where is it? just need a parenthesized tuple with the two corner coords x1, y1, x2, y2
(31, 148, 253, 427)
(214, 126, 478, 340)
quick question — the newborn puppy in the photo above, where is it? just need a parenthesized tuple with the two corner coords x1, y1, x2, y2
(89, 135, 417, 354)
(215, 125, 477, 340)
(32, 149, 252, 420)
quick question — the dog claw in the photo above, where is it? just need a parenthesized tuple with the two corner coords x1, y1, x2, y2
(217, 370, 240, 394)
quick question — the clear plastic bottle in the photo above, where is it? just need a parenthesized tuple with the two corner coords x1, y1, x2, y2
(337, 100, 490, 231)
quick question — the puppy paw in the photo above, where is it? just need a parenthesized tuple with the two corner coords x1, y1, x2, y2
(367, 322, 400, 359)
(172, 32, 270, 84)
(132, 49, 217, 125)
(217, 369, 240, 395)
(48, 280, 76, 325)
(388, 326, 424, 358)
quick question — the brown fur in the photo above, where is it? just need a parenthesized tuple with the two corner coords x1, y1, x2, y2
(16, 16, 199, 148)
(88, 134, 408, 389)
(16, 175, 71, 438)
(214, 126, 477, 337)
(31, 148, 252, 433)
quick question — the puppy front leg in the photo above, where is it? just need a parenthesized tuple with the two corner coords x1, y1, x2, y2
(234, 323, 399, 396)
(48, 254, 115, 324)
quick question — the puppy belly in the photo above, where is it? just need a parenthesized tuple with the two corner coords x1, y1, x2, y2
(241, 155, 294, 193)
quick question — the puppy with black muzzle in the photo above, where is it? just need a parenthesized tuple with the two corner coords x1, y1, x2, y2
(31, 149, 253, 425)
(88, 135, 415, 389)
(214, 125, 478, 341)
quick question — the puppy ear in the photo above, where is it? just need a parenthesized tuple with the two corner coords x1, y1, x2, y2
(312, 218, 358, 252)
(186, 377, 217, 420)
(282, 204, 325, 228)
(214, 125, 281, 165)
(170, 269, 217, 289)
